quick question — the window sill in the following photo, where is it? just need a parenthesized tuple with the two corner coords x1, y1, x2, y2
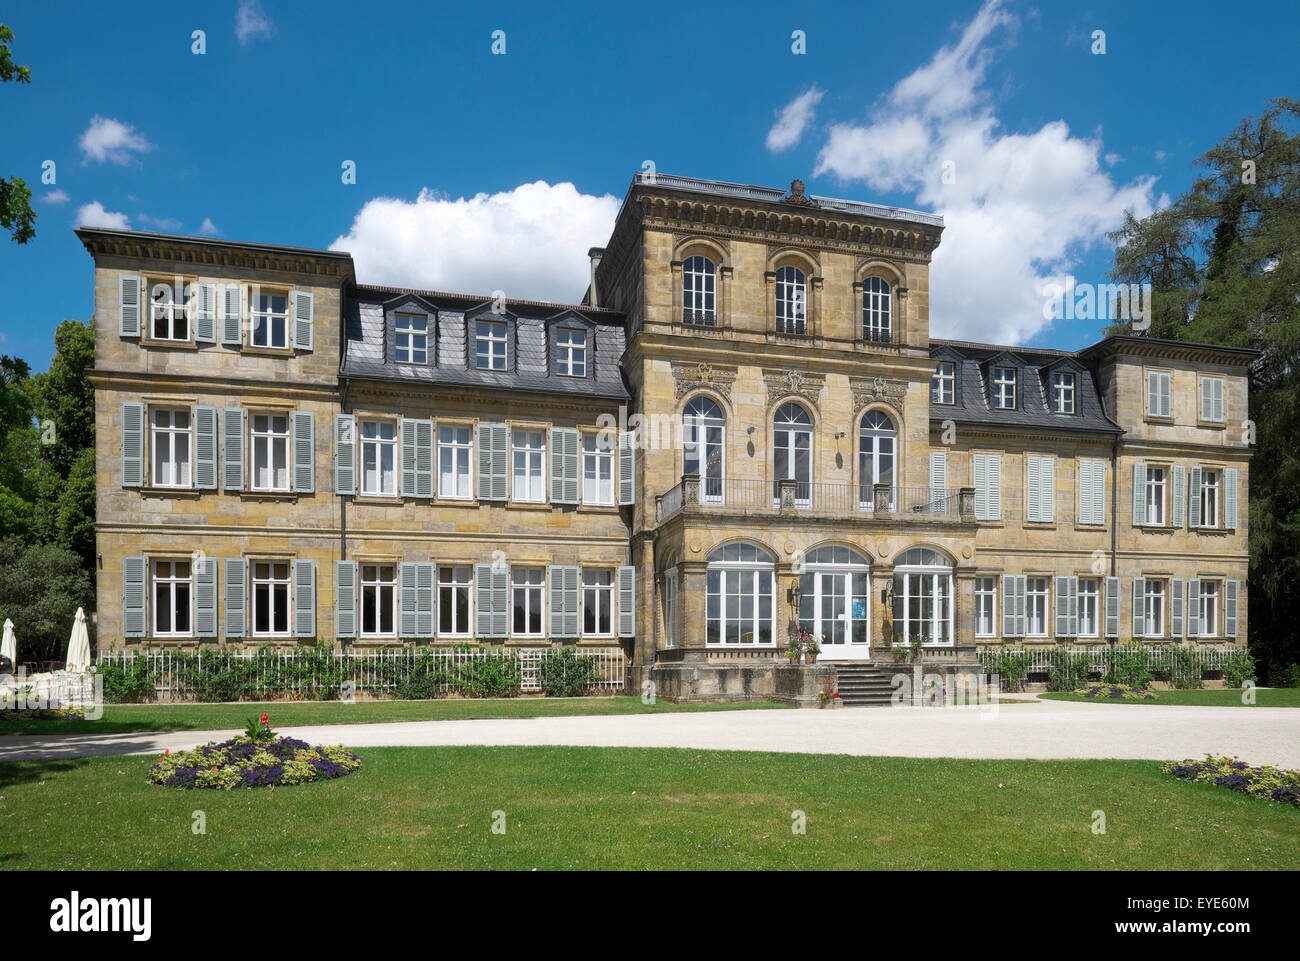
(1192, 526, 1232, 535)
(241, 345, 297, 358)
(1196, 420, 1226, 429)
(506, 500, 550, 511)
(435, 494, 476, 505)
(139, 486, 204, 499)
(140, 338, 199, 351)
(1023, 521, 1058, 530)
(353, 494, 401, 505)
(241, 490, 299, 502)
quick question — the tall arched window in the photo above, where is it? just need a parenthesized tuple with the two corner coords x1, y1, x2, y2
(858, 410, 897, 510)
(683, 395, 725, 504)
(772, 402, 812, 507)
(706, 542, 775, 646)
(682, 256, 716, 326)
(775, 265, 807, 335)
(863, 276, 892, 342)
(799, 546, 871, 659)
(892, 547, 954, 646)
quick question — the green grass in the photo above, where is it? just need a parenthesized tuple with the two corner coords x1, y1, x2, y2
(0, 696, 788, 737)
(1, 747, 1296, 869)
(1041, 688, 1300, 707)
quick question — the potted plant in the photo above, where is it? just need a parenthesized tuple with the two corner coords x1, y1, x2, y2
(784, 636, 802, 664)
(909, 636, 923, 663)
(803, 633, 821, 664)
(818, 683, 841, 708)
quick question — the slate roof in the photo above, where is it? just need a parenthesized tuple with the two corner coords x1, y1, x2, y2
(928, 339, 1122, 434)
(342, 286, 628, 401)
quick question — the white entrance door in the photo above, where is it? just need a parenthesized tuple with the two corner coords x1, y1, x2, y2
(802, 570, 871, 660)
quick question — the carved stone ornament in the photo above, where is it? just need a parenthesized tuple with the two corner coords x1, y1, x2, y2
(671, 361, 737, 402)
(783, 179, 815, 207)
(764, 368, 825, 407)
(850, 375, 907, 414)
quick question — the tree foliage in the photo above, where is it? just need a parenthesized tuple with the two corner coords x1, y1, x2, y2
(0, 25, 35, 244)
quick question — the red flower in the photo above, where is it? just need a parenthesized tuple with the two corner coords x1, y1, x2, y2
(260, 714, 269, 724)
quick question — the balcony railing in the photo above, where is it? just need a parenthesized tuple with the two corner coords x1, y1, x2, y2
(656, 475, 973, 523)
(682, 309, 718, 327)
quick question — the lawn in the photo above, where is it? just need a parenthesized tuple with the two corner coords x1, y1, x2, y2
(1, 747, 1296, 870)
(0, 696, 789, 737)
(1041, 688, 1300, 708)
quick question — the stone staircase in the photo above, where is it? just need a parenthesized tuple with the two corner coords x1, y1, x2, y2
(830, 662, 901, 706)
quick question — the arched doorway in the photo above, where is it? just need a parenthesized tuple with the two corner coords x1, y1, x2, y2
(799, 546, 871, 660)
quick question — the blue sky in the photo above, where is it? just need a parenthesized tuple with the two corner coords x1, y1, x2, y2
(1, 0, 1294, 370)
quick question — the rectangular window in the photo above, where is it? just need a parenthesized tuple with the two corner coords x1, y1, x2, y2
(148, 279, 190, 340)
(1147, 370, 1172, 417)
(1143, 579, 1166, 637)
(360, 564, 396, 637)
(437, 565, 471, 635)
(437, 425, 473, 499)
(251, 561, 291, 636)
(1026, 577, 1049, 636)
(1199, 581, 1219, 638)
(1077, 578, 1100, 637)
(150, 408, 192, 487)
(992, 367, 1016, 409)
(152, 559, 192, 636)
(582, 433, 614, 505)
(475, 320, 508, 371)
(975, 576, 996, 637)
(931, 362, 955, 405)
(511, 429, 545, 502)
(555, 329, 587, 377)
(250, 413, 291, 491)
(1200, 469, 1220, 528)
(360, 420, 397, 496)
(250, 289, 289, 349)
(1145, 467, 1167, 526)
(511, 567, 544, 636)
(664, 569, 678, 648)
(1051, 372, 1075, 414)
(582, 569, 614, 636)
(1200, 376, 1225, 422)
(395, 313, 427, 364)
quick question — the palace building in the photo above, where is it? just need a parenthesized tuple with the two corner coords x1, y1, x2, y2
(82, 172, 1255, 703)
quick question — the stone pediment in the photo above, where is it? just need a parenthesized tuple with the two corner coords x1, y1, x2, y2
(671, 361, 738, 402)
(763, 368, 825, 407)
(850, 374, 908, 414)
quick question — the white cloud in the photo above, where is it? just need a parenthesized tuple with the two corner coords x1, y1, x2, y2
(139, 213, 182, 231)
(765, 87, 825, 153)
(198, 217, 220, 236)
(235, 0, 274, 46)
(812, 0, 1157, 345)
(79, 116, 152, 165)
(42, 189, 70, 204)
(331, 181, 620, 304)
(75, 202, 131, 230)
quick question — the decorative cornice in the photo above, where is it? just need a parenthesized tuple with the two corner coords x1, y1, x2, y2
(850, 375, 908, 415)
(763, 368, 825, 408)
(77, 229, 356, 281)
(671, 361, 738, 403)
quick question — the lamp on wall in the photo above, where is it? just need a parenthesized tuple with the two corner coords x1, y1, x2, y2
(747, 426, 756, 435)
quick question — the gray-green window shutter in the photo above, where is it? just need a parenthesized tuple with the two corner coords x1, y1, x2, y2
(1224, 469, 1238, 529)
(1067, 576, 1078, 636)
(292, 290, 314, 351)
(1171, 577, 1185, 638)
(477, 424, 507, 500)
(122, 556, 147, 637)
(402, 419, 417, 497)
(549, 565, 579, 638)
(1054, 576, 1071, 637)
(549, 428, 579, 504)
(1039, 457, 1054, 522)
(1187, 578, 1201, 638)
(293, 559, 316, 638)
(476, 563, 509, 638)
(1225, 580, 1239, 637)
(492, 566, 508, 637)
(398, 562, 417, 638)
(973, 453, 987, 520)
(1132, 577, 1146, 637)
(224, 558, 246, 638)
(222, 407, 244, 491)
(1132, 461, 1146, 526)
(335, 560, 357, 639)
(334, 414, 355, 495)
(476, 424, 492, 499)
(119, 275, 141, 337)
(1026, 457, 1040, 522)
(618, 431, 635, 505)
(1016, 576, 1027, 637)
(121, 402, 144, 487)
(292, 411, 315, 493)
(1170, 465, 1184, 527)
(1001, 575, 1017, 637)
(982, 453, 1001, 519)
(1104, 576, 1120, 638)
(1212, 378, 1225, 421)
(194, 405, 218, 490)
(564, 566, 579, 637)
(194, 282, 217, 343)
(221, 284, 242, 345)
(1187, 466, 1201, 528)
(416, 563, 435, 637)
(475, 564, 493, 637)
(415, 420, 433, 498)
(617, 565, 635, 637)
(929, 450, 947, 498)
(194, 556, 218, 637)
(549, 566, 567, 637)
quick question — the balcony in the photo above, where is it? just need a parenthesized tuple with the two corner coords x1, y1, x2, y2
(655, 475, 975, 524)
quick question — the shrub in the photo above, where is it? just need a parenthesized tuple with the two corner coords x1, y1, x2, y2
(1046, 647, 1095, 692)
(982, 648, 1030, 692)
(1270, 662, 1300, 688)
(1221, 649, 1258, 689)
(454, 651, 521, 698)
(1107, 649, 1154, 689)
(1168, 645, 1203, 690)
(537, 648, 598, 697)
(96, 652, 155, 703)
(391, 651, 448, 699)
(1162, 754, 1300, 808)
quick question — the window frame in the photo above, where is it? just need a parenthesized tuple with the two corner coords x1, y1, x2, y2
(581, 568, 615, 637)
(774, 265, 808, 336)
(682, 255, 717, 325)
(248, 286, 290, 350)
(1077, 577, 1101, 638)
(474, 319, 509, 371)
(250, 560, 292, 638)
(510, 428, 546, 503)
(553, 327, 588, 377)
(147, 278, 191, 342)
(510, 566, 545, 638)
(706, 544, 776, 647)
(150, 406, 193, 489)
(151, 558, 193, 638)
(1146, 369, 1173, 419)
(931, 361, 955, 405)
(359, 563, 397, 638)
(1050, 371, 1076, 414)
(862, 276, 892, 343)
(581, 432, 614, 506)
(992, 367, 1017, 410)
(1143, 579, 1166, 637)
(437, 565, 472, 637)
(437, 423, 474, 500)
(249, 411, 292, 492)
(975, 576, 997, 638)
(1145, 465, 1167, 526)
(394, 312, 429, 365)
(1025, 576, 1049, 637)
(359, 419, 398, 497)
(1198, 580, 1220, 638)
(1200, 468, 1220, 529)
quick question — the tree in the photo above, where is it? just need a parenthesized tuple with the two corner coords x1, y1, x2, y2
(0, 536, 94, 664)
(31, 320, 95, 476)
(1107, 98, 1300, 681)
(0, 24, 35, 244)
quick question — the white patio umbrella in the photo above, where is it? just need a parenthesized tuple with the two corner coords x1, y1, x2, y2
(65, 608, 91, 674)
(1, 619, 15, 663)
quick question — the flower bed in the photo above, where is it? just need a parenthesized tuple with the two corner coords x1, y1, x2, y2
(147, 720, 361, 790)
(1162, 754, 1300, 808)
(0, 707, 86, 721)
(1070, 683, 1157, 701)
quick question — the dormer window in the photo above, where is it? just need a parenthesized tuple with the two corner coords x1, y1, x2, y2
(931, 362, 955, 405)
(775, 266, 807, 335)
(395, 313, 428, 364)
(1051, 372, 1076, 414)
(682, 255, 716, 326)
(992, 367, 1016, 409)
(862, 276, 891, 343)
(149, 280, 189, 340)
(475, 320, 508, 371)
(250, 289, 289, 349)
(555, 328, 587, 377)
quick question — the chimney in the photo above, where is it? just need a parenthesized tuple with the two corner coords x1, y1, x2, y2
(587, 247, 604, 308)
